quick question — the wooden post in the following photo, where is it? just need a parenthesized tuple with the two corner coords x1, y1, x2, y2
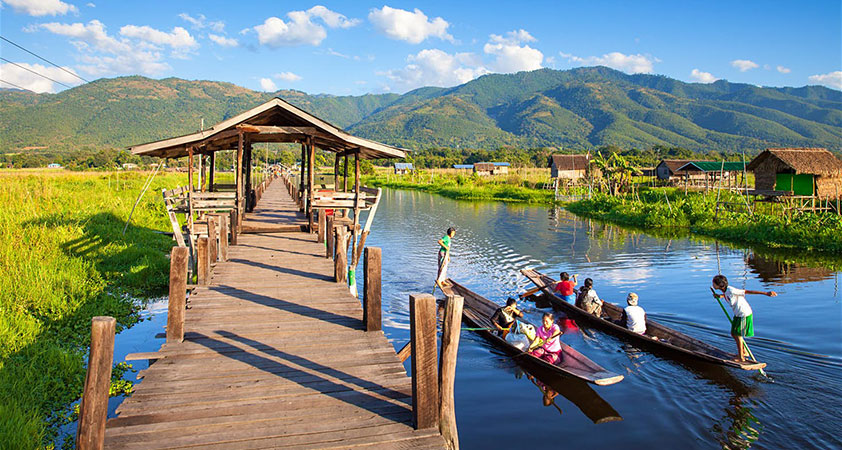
(299, 142, 306, 211)
(245, 139, 253, 212)
(219, 214, 229, 261)
(334, 153, 340, 192)
(325, 215, 334, 259)
(209, 151, 215, 192)
(198, 153, 205, 192)
(439, 295, 463, 450)
(308, 138, 315, 233)
(187, 146, 194, 193)
(410, 293, 438, 430)
(335, 226, 347, 284)
(236, 132, 244, 216)
(167, 247, 188, 343)
(352, 151, 361, 266)
(229, 210, 238, 245)
(317, 208, 326, 243)
(363, 247, 381, 332)
(197, 237, 209, 285)
(344, 154, 348, 192)
(75, 316, 116, 450)
(207, 216, 218, 264)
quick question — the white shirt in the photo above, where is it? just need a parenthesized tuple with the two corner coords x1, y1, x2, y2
(724, 286, 752, 317)
(624, 305, 646, 334)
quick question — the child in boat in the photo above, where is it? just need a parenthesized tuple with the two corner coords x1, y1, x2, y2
(576, 278, 603, 316)
(491, 298, 523, 338)
(530, 312, 563, 364)
(435, 227, 456, 292)
(711, 275, 777, 362)
(622, 293, 646, 334)
(554, 272, 578, 304)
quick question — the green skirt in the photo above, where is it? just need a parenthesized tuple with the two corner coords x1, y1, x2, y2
(731, 314, 754, 337)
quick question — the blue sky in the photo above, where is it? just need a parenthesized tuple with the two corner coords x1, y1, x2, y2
(1, 0, 840, 94)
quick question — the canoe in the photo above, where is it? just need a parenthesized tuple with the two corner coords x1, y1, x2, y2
(444, 280, 624, 386)
(520, 268, 766, 371)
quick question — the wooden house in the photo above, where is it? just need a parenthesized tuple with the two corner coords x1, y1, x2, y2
(453, 164, 473, 172)
(473, 162, 508, 176)
(393, 162, 414, 175)
(549, 154, 590, 179)
(655, 159, 702, 181)
(675, 161, 748, 189)
(747, 148, 842, 198)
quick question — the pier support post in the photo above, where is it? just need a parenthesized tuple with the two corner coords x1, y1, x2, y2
(335, 226, 347, 284)
(410, 293, 439, 430)
(219, 215, 229, 261)
(207, 217, 218, 264)
(439, 295, 463, 450)
(317, 209, 325, 244)
(325, 215, 334, 259)
(167, 247, 189, 343)
(76, 316, 116, 450)
(229, 210, 238, 245)
(197, 237, 209, 285)
(364, 247, 381, 332)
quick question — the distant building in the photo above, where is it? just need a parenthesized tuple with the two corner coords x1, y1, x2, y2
(473, 162, 509, 176)
(549, 154, 591, 179)
(394, 162, 414, 175)
(47, 163, 62, 169)
(121, 163, 139, 170)
(453, 164, 473, 171)
(747, 148, 842, 198)
(674, 161, 748, 189)
(655, 159, 703, 181)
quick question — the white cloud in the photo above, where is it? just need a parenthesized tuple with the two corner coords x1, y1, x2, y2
(559, 50, 655, 74)
(3, 0, 77, 16)
(731, 59, 759, 72)
(208, 34, 238, 47)
(86, 2, 94, 7)
(808, 71, 842, 90)
(274, 71, 301, 82)
(368, 6, 452, 44)
(776, 65, 791, 74)
(483, 30, 543, 73)
(259, 78, 277, 91)
(690, 68, 718, 83)
(383, 48, 488, 91)
(254, 6, 358, 47)
(120, 25, 198, 51)
(0, 61, 81, 92)
(178, 13, 225, 33)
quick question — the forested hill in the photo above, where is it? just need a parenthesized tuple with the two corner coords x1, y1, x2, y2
(1, 67, 840, 153)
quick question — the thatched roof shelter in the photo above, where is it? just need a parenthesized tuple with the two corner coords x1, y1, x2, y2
(746, 148, 842, 175)
(747, 148, 842, 198)
(549, 154, 590, 171)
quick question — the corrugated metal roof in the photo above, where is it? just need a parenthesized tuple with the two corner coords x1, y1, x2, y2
(453, 164, 473, 169)
(678, 161, 747, 172)
(394, 163, 414, 169)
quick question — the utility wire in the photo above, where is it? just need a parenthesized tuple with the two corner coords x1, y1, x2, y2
(0, 78, 35, 92)
(0, 35, 90, 83)
(0, 57, 75, 89)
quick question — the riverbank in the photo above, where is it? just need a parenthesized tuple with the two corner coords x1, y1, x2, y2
(0, 170, 181, 448)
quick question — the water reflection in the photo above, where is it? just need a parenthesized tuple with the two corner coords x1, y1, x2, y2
(746, 252, 834, 284)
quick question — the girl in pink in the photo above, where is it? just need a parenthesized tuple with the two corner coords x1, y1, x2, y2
(530, 312, 563, 364)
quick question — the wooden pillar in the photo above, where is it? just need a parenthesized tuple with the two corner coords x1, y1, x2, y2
(334, 153, 340, 192)
(219, 214, 229, 261)
(299, 143, 306, 211)
(236, 132, 244, 216)
(209, 152, 216, 192)
(325, 215, 334, 259)
(343, 154, 348, 192)
(207, 216, 218, 263)
(229, 210, 238, 245)
(197, 237, 209, 285)
(308, 138, 315, 232)
(317, 208, 326, 243)
(439, 295, 463, 449)
(245, 139, 253, 212)
(75, 316, 116, 450)
(167, 247, 189, 343)
(198, 153, 205, 192)
(335, 226, 347, 283)
(352, 151, 361, 265)
(364, 247, 381, 332)
(410, 293, 438, 430)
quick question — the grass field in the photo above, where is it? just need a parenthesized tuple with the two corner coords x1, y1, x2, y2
(0, 170, 185, 448)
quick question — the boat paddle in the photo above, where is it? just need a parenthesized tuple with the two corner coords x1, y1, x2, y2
(710, 287, 767, 377)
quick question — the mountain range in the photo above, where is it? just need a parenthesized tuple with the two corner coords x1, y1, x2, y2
(1, 66, 840, 154)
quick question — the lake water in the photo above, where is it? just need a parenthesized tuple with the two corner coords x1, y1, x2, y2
(357, 189, 841, 449)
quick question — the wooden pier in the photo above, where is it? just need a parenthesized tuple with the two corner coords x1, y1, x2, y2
(97, 181, 448, 449)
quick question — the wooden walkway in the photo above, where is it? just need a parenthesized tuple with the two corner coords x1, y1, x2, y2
(105, 182, 446, 449)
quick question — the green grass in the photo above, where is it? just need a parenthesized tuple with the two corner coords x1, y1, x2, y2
(0, 170, 184, 448)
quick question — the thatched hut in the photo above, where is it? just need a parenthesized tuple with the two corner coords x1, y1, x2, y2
(549, 154, 591, 179)
(746, 148, 842, 198)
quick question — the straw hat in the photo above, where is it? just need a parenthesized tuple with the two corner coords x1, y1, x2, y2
(627, 293, 639, 306)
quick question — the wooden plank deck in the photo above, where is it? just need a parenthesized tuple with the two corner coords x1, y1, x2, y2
(105, 182, 445, 449)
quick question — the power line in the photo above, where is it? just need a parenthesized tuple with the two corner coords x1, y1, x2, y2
(0, 78, 35, 92)
(0, 57, 75, 90)
(0, 35, 91, 84)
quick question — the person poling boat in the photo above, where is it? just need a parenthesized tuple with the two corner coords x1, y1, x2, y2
(711, 275, 776, 363)
(490, 297, 524, 338)
(433, 227, 456, 294)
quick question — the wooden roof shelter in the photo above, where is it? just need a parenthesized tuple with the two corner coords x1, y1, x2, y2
(747, 148, 842, 198)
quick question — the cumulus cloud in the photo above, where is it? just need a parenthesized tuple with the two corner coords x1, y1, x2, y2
(483, 30, 543, 73)
(3, 0, 77, 16)
(208, 34, 238, 47)
(0, 61, 81, 92)
(259, 77, 277, 91)
(178, 13, 225, 32)
(383, 48, 488, 91)
(368, 6, 452, 44)
(776, 65, 791, 74)
(254, 5, 359, 47)
(274, 71, 302, 82)
(690, 68, 718, 83)
(731, 59, 759, 72)
(808, 71, 842, 90)
(559, 50, 655, 74)
(119, 25, 198, 51)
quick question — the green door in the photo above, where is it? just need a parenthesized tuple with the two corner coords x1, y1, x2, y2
(775, 173, 814, 195)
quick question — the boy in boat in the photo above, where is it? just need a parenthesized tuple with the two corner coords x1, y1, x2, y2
(711, 275, 777, 362)
(530, 312, 563, 364)
(434, 227, 456, 293)
(491, 298, 523, 338)
(576, 278, 603, 316)
(621, 293, 646, 334)
(554, 272, 578, 304)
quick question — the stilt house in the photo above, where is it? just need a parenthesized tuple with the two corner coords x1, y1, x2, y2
(746, 148, 842, 198)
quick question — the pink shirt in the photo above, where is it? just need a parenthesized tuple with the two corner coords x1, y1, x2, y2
(536, 323, 561, 353)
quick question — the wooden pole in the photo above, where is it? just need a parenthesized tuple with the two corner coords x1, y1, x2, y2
(209, 151, 216, 192)
(245, 139, 253, 212)
(364, 247, 381, 332)
(317, 208, 326, 243)
(197, 237, 209, 285)
(334, 226, 347, 283)
(352, 151, 360, 265)
(299, 142, 306, 210)
(410, 293, 438, 430)
(167, 247, 188, 343)
(236, 133, 244, 217)
(325, 215, 334, 259)
(198, 153, 205, 192)
(207, 216, 218, 264)
(439, 295, 463, 450)
(308, 137, 315, 232)
(229, 210, 238, 245)
(334, 153, 340, 192)
(75, 316, 116, 450)
(219, 214, 229, 261)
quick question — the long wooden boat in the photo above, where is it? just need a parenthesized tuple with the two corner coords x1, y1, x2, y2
(444, 280, 624, 386)
(520, 269, 766, 371)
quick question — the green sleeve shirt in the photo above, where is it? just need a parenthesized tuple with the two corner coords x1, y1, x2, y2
(440, 235, 451, 253)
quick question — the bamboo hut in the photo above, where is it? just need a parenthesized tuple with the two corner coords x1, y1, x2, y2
(747, 148, 842, 199)
(549, 154, 591, 180)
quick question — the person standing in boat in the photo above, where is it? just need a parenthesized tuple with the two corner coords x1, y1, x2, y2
(577, 278, 603, 316)
(554, 272, 578, 304)
(711, 275, 777, 362)
(490, 298, 523, 338)
(530, 312, 563, 364)
(434, 227, 456, 293)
